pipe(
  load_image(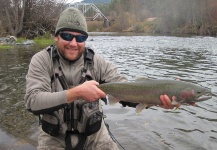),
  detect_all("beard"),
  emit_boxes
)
[57,46,85,62]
